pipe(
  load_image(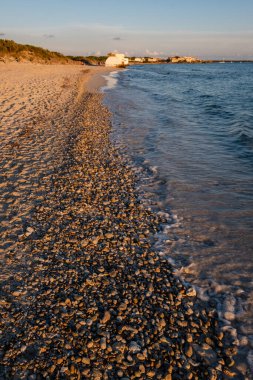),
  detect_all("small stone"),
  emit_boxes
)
[223,368,237,377]
[20,345,27,352]
[100,338,106,350]
[136,353,145,360]
[225,357,235,367]
[82,357,90,365]
[185,345,193,358]
[81,239,89,247]
[208,368,218,380]
[186,334,193,343]
[40,346,47,354]
[100,311,111,324]
[70,365,76,374]
[147,370,156,377]
[129,341,141,353]
[26,227,34,236]
[60,367,69,375]
[86,319,93,326]
[13,291,25,297]
[224,312,235,321]
[186,287,196,297]
[93,369,103,379]
[119,303,128,311]
[92,237,99,245]
[65,298,72,306]
[158,319,166,329]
